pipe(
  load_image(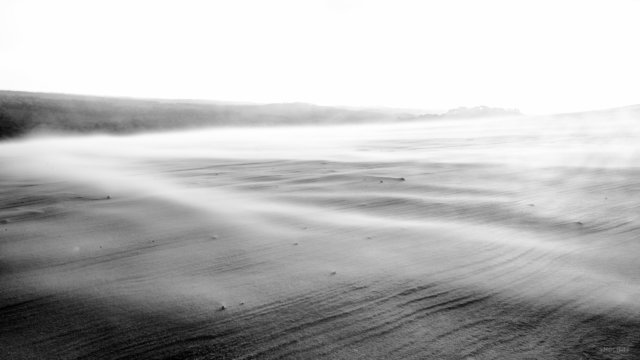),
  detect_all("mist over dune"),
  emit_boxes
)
[1,106,640,359]
[0,91,399,139]
[0,91,534,140]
